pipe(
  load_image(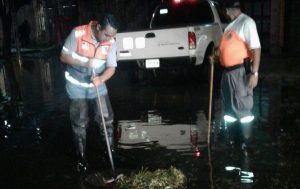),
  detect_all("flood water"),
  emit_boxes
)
[0,53,299,189]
